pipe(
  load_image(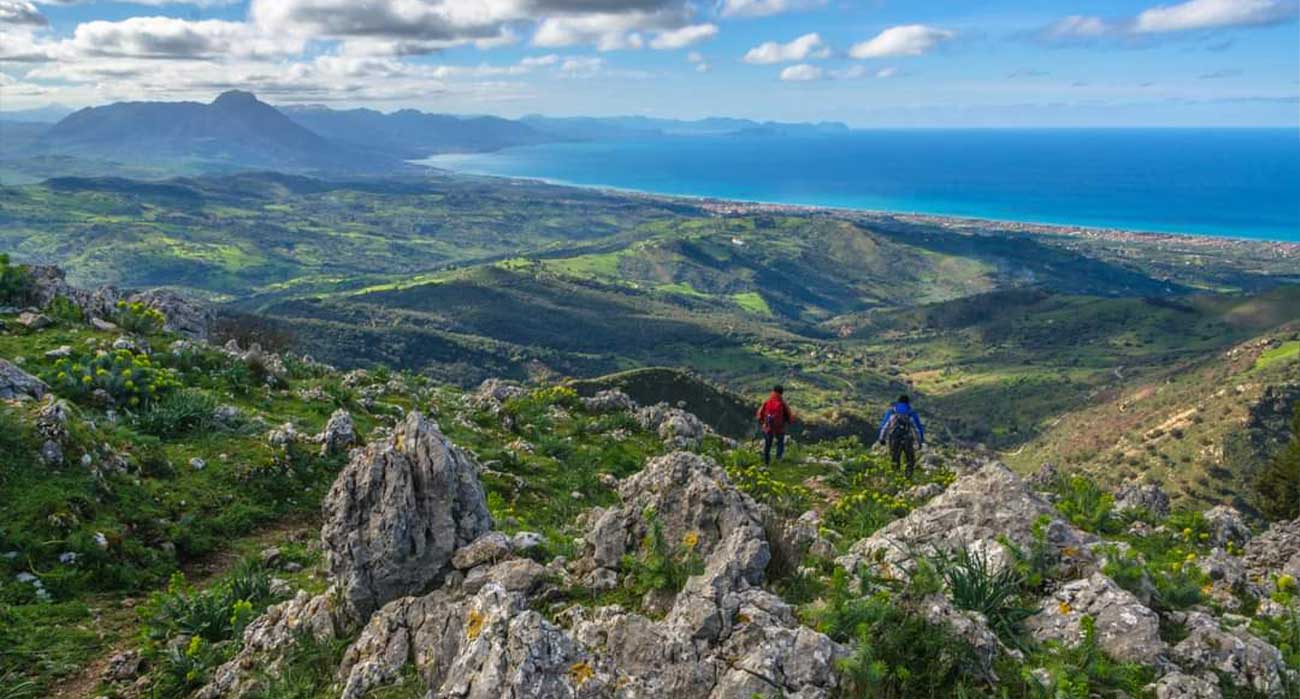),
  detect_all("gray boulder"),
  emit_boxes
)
[16,311,52,330]
[581,451,769,575]
[337,581,590,699]
[635,403,710,448]
[0,359,47,401]
[837,460,1095,578]
[473,378,526,405]
[317,408,357,457]
[199,591,342,699]
[1204,506,1251,548]
[27,265,120,319]
[321,411,493,621]
[127,288,212,339]
[1148,672,1223,699]
[452,531,513,570]
[918,594,1009,682]
[1114,482,1171,518]
[1025,572,1166,666]
[581,389,636,413]
[1170,610,1291,696]
[1242,517,1300,593]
